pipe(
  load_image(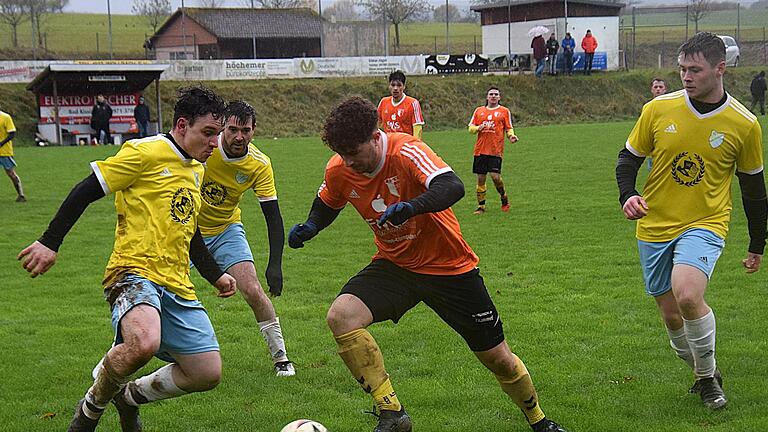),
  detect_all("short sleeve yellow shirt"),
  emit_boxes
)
[626,90,764,242]
[198,139,277,237]
[91,135,205,300]
[0,110,17,157]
